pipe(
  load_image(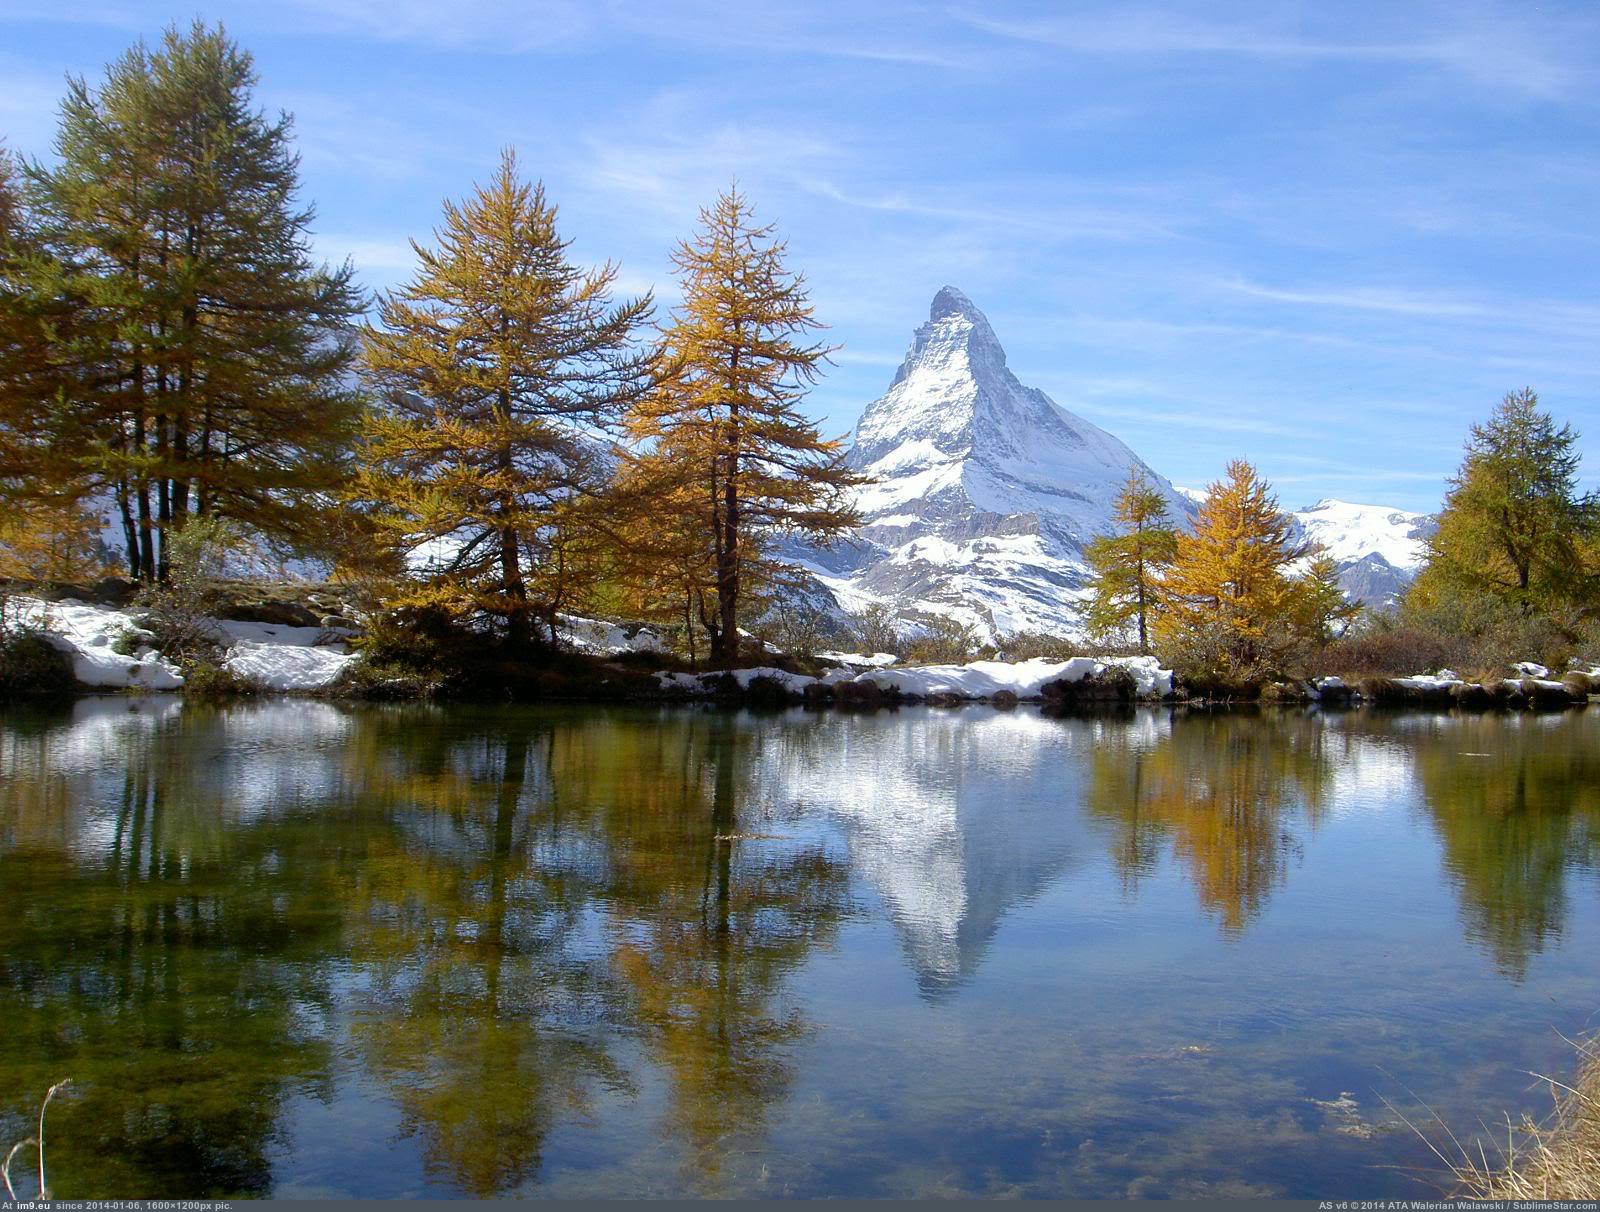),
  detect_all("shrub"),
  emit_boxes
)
[994,630,1080,661]
[180,661,260,700]
[845,602,907,658]
[1158,616,1264,699]
[0,631,78,703]
[1322,618,1471,678]
[355,605,461,675]
[1325,594,1584,679]
[904,614,981,665]
[136,516,246,664]
[754,603,837,662]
